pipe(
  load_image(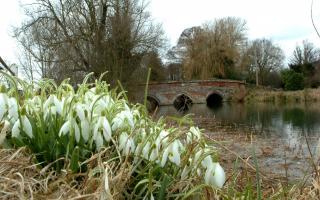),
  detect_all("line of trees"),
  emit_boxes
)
[13,3,320,91]
[178,17,285,87]
[15,0,166,86]
[171,17,320,90]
